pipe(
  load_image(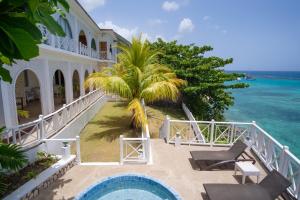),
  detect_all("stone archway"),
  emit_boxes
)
[53,70,66,109]
[72,70,80,100]
[15,69,41,124]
